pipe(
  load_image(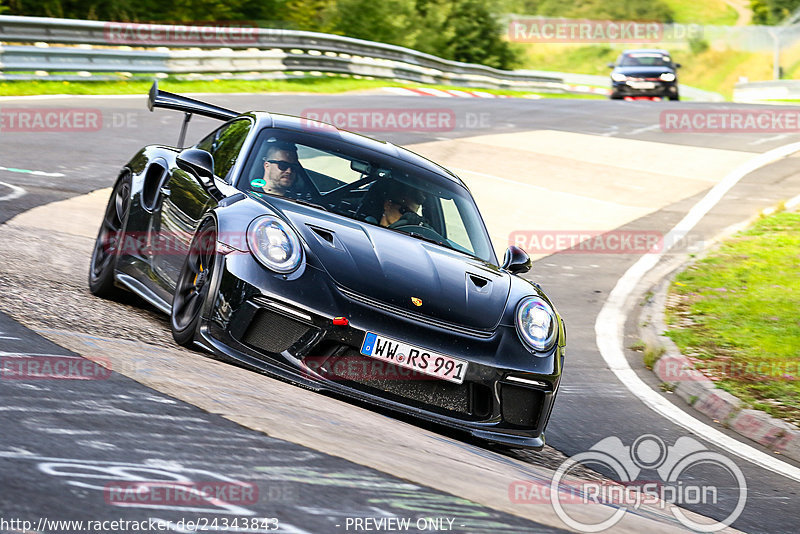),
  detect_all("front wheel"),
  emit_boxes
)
[170,220,217,347]
[88,172,131,299]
